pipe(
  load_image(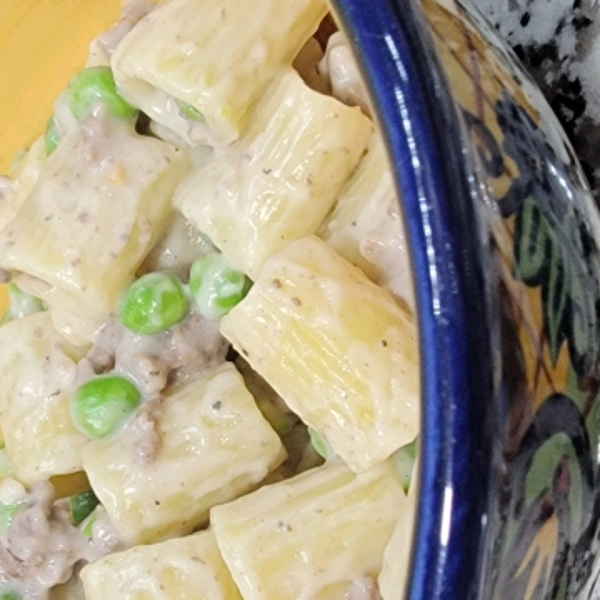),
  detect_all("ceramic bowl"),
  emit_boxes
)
[334,0,600,597]
[2,0,600,598]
